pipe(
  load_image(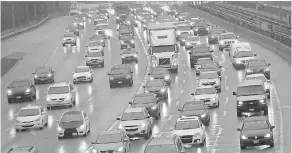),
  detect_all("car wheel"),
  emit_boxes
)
[8,99,13,103]
[90,77,93,83]
[237,111,242,117]
[270,142,274,147]
[69,102,73,108]
[45,121,48,126]
[62,44,65,47]
[73,81,77,84]
[122,61,125,64]
[267,93,270,99]
[135,60,138,63]
[16,129,20,132]
[101,63,104,68]
[58,136,63,139]
[200,137,205,146]
[145,128,152,139]
[28,95,34,101]
[264,107,268,115]
[88,123,91,133]
[40,122,44,130]
[129,80,133,86]
[110,84,114,88]
[240,145,246,149]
